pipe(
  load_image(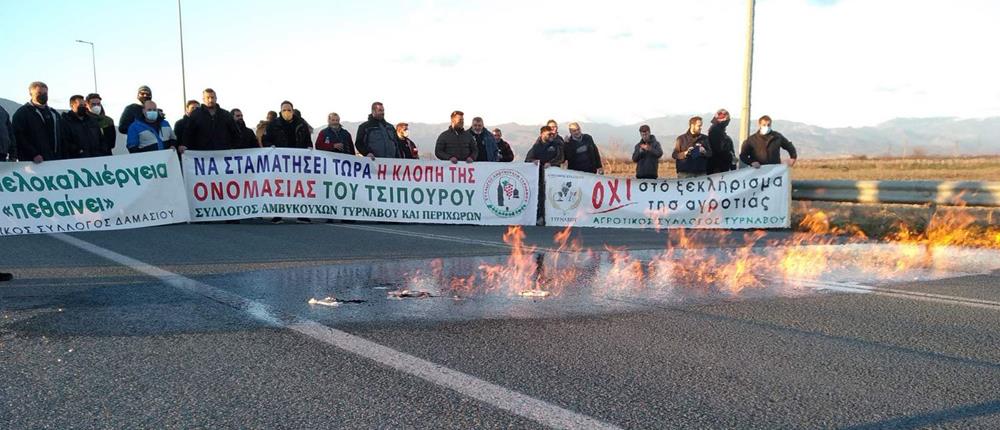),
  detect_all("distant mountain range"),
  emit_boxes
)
[4,97,995,158]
